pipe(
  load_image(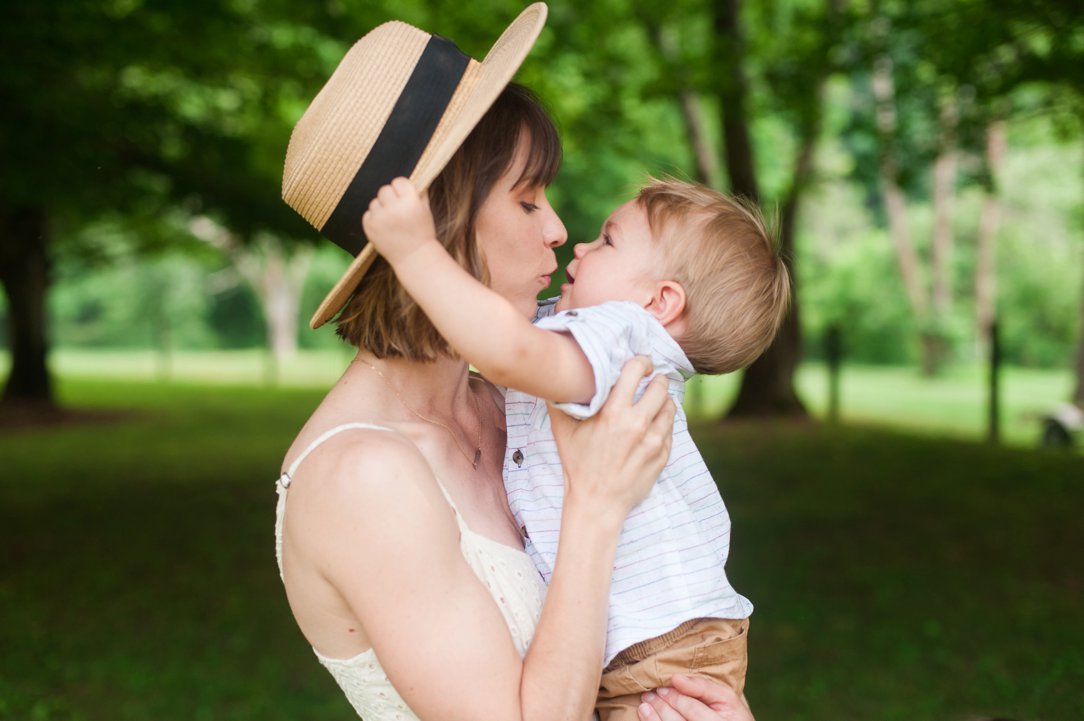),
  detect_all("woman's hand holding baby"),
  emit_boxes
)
[637,675,755,721]
[362,177,438,267]
[548,357,676,526]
